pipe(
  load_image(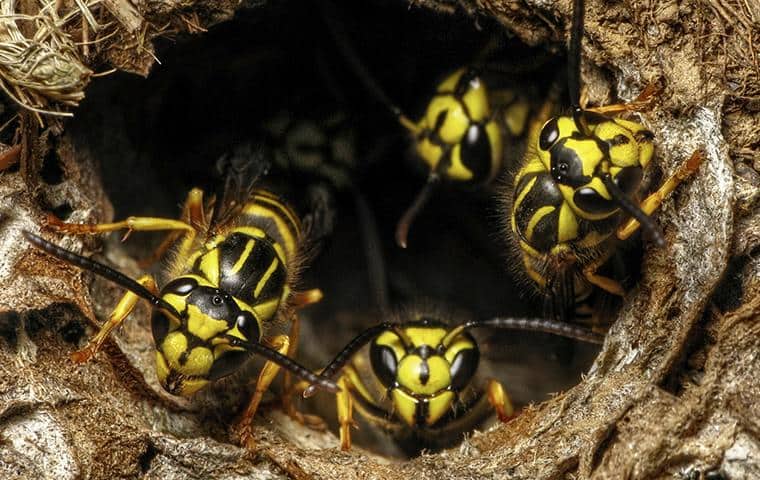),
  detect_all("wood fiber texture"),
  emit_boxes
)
[0,0,757,479]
